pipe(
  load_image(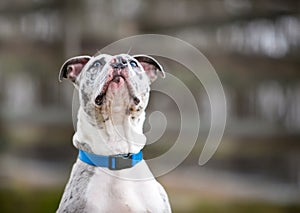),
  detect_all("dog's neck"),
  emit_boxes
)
[73,104,147,156]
